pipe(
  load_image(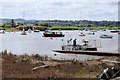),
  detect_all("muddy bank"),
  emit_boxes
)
[1,50,120,79]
